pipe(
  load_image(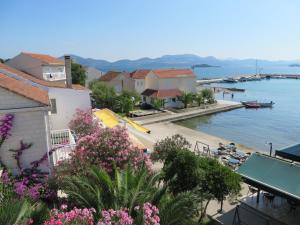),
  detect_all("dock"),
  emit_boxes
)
[133,100,243,125]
